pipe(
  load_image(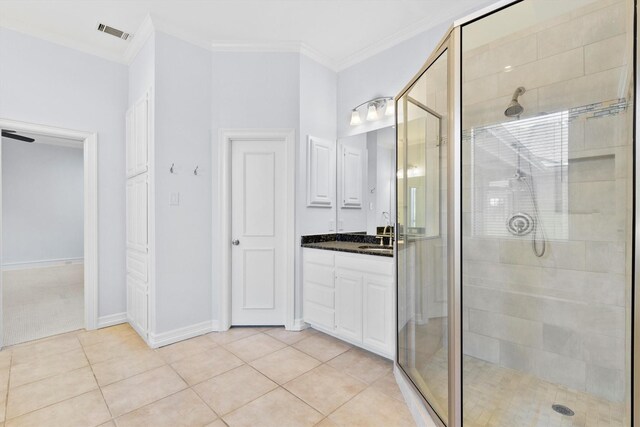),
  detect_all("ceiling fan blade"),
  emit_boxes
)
[1,131,35,143]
